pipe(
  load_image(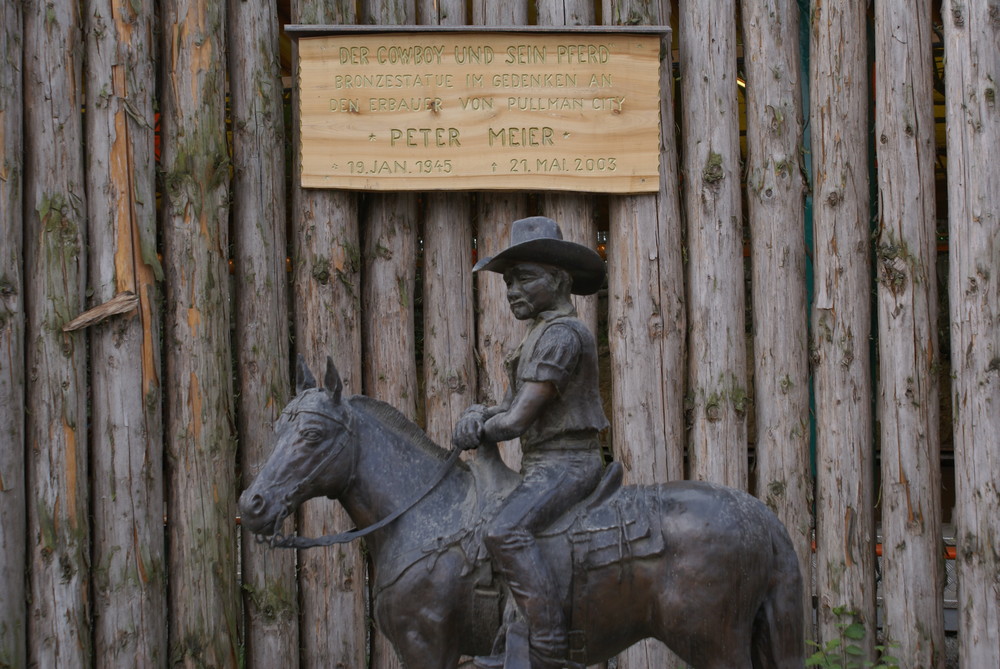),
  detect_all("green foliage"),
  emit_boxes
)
[806,607,901,669]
